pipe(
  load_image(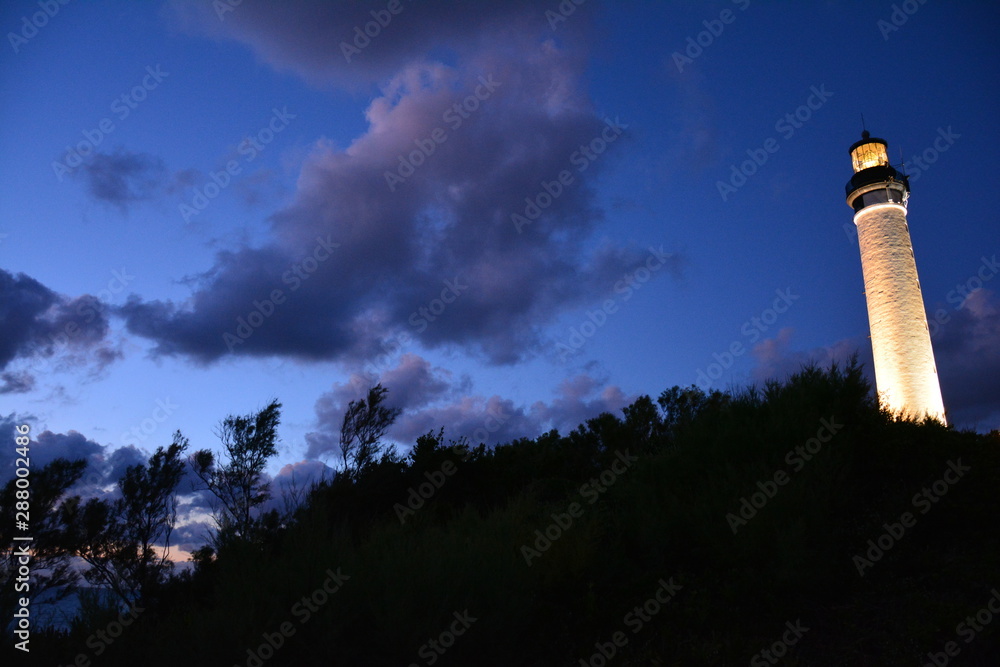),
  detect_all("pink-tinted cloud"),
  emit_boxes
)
[305,355,633,459]
[749,327,873,387]
[121,12,680,366]
[168,0,590,89]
